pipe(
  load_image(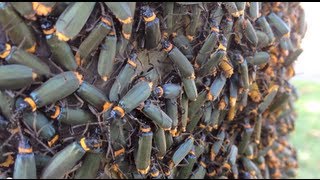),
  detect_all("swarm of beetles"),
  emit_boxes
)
[0,2,306,179]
